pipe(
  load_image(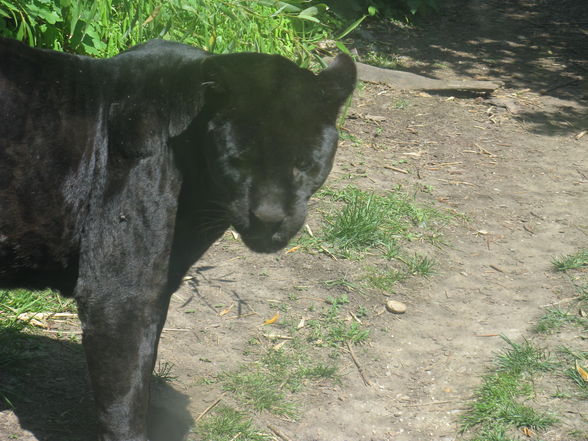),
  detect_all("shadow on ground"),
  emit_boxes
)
[0,331,192,441]
[352,0,587,136]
